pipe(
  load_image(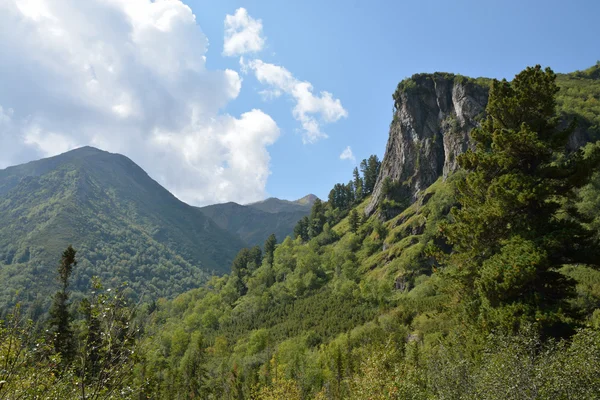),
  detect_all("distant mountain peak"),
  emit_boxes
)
[294,194,318,206]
